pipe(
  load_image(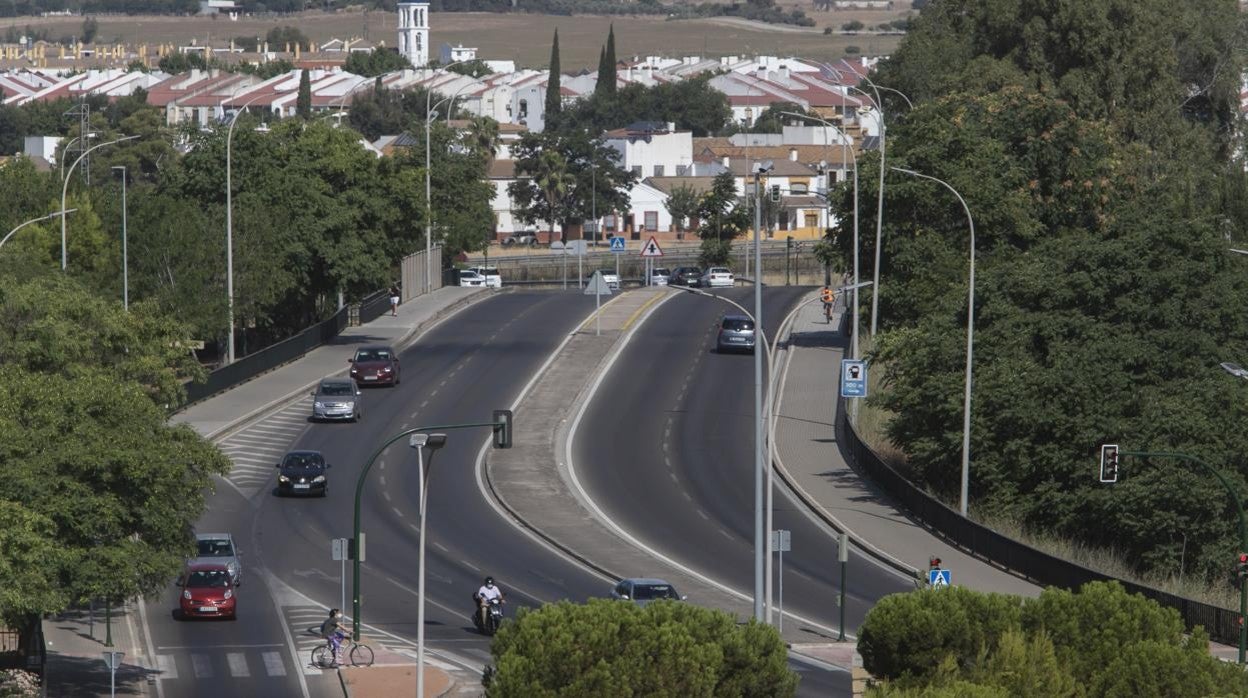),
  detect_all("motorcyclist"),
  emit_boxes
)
[320,608,351,666]
[475,576,504,630]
